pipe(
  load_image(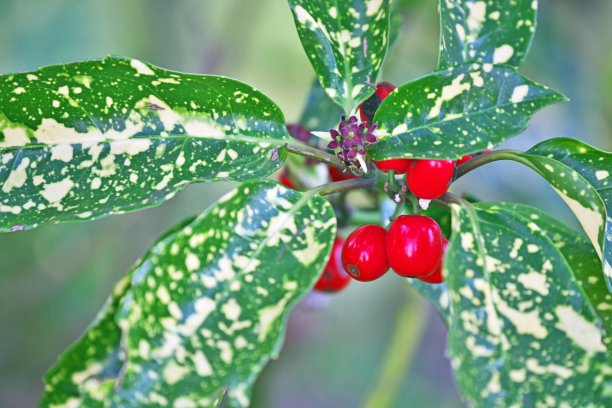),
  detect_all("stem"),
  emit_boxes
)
[286,141,360,174]
[387,170,397,187]
[361,288,428,408]
[436,192,466,207]
[430,196,453,209]
[311,176,377,196]
[408,194,419,214]
[389,201,404,223]
[454,149,522,180]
